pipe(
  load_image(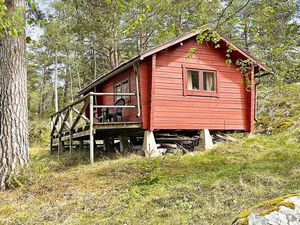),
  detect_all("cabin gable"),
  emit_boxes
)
[149,37,252,131]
